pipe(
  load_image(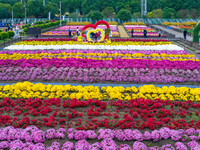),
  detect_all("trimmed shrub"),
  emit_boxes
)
[0,34,2,40]
[0,32,9,39]
[193,22,200,43]
[7,31,15,38]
